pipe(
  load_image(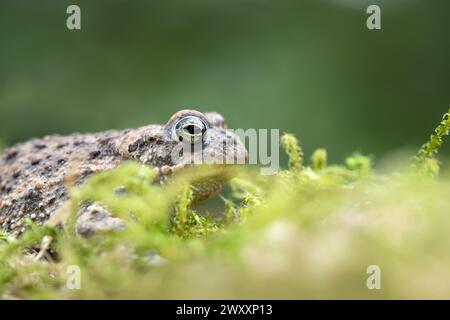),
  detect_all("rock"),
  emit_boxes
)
[75,203,126,238]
